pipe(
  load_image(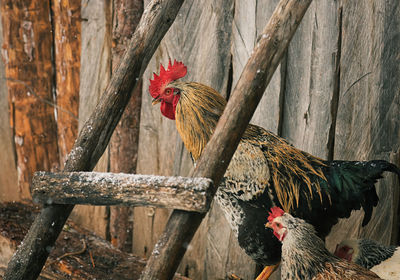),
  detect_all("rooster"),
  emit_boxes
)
[334,239,400,279]
[149,60,400,279]
[266,206,382,279]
